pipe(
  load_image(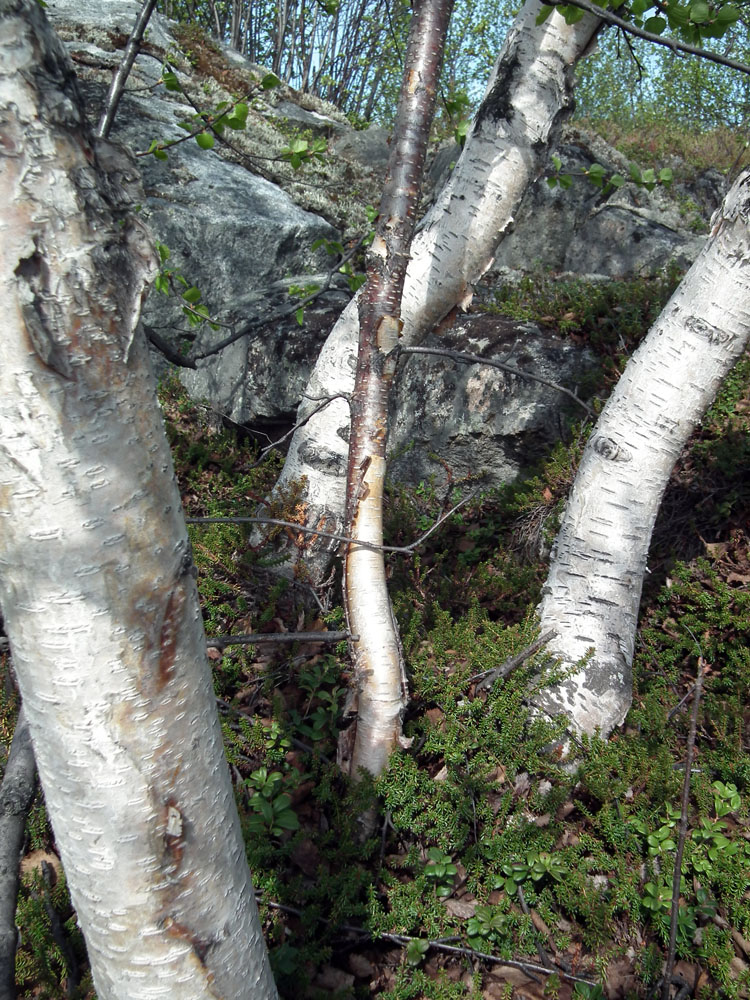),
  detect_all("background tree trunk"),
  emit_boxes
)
[537,170,750,737]
[0,3,277,996]
[269,0,601,584]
